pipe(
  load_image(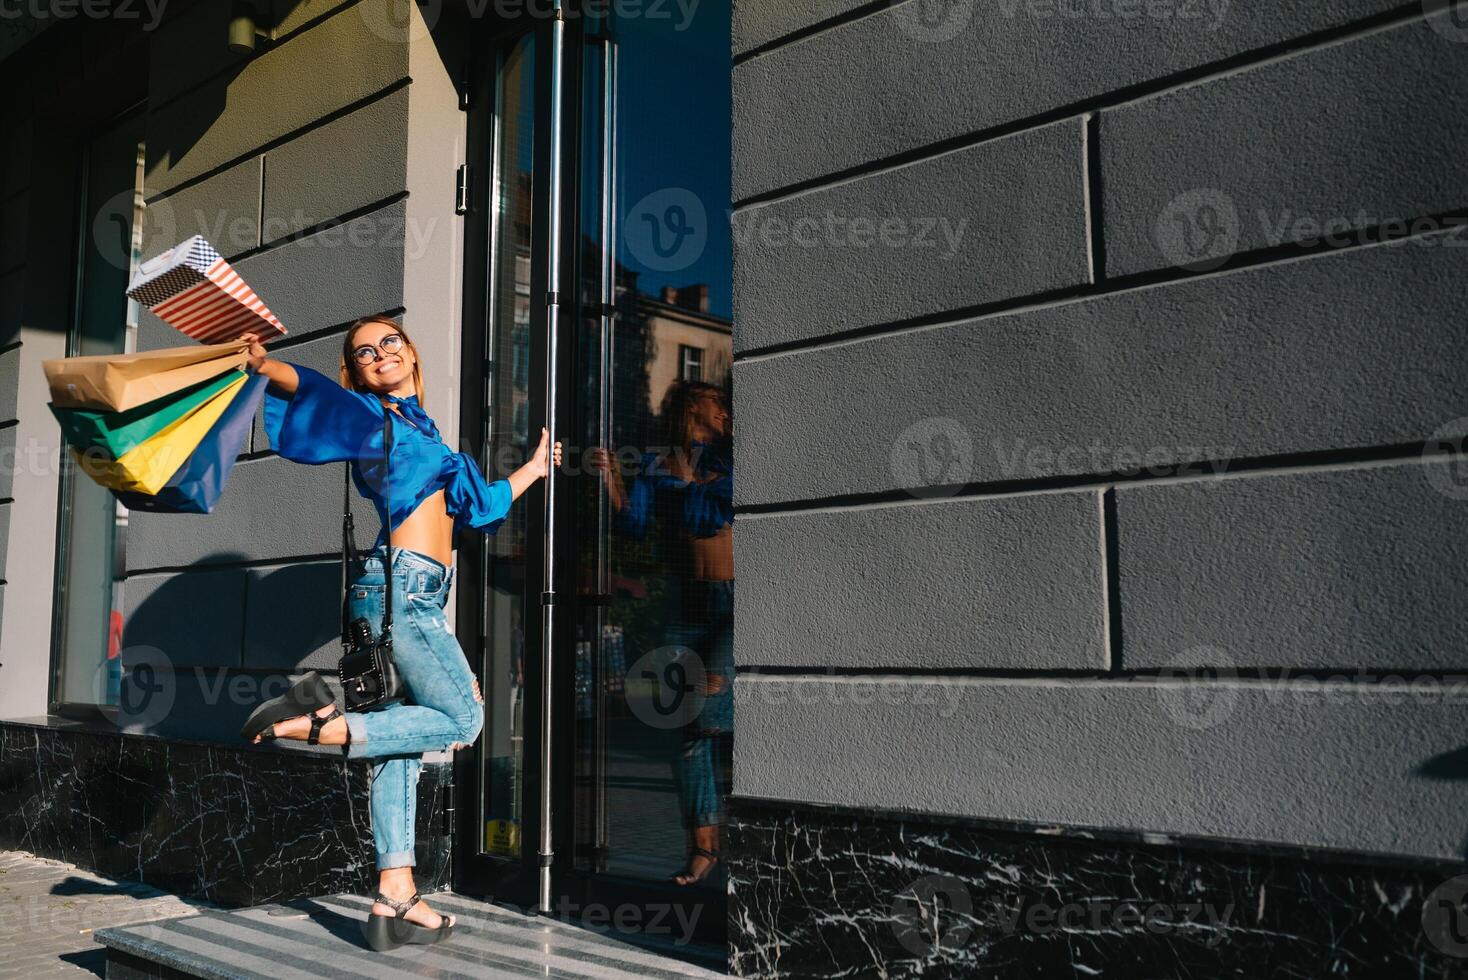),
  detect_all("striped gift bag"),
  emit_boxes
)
[127,235,286,343]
